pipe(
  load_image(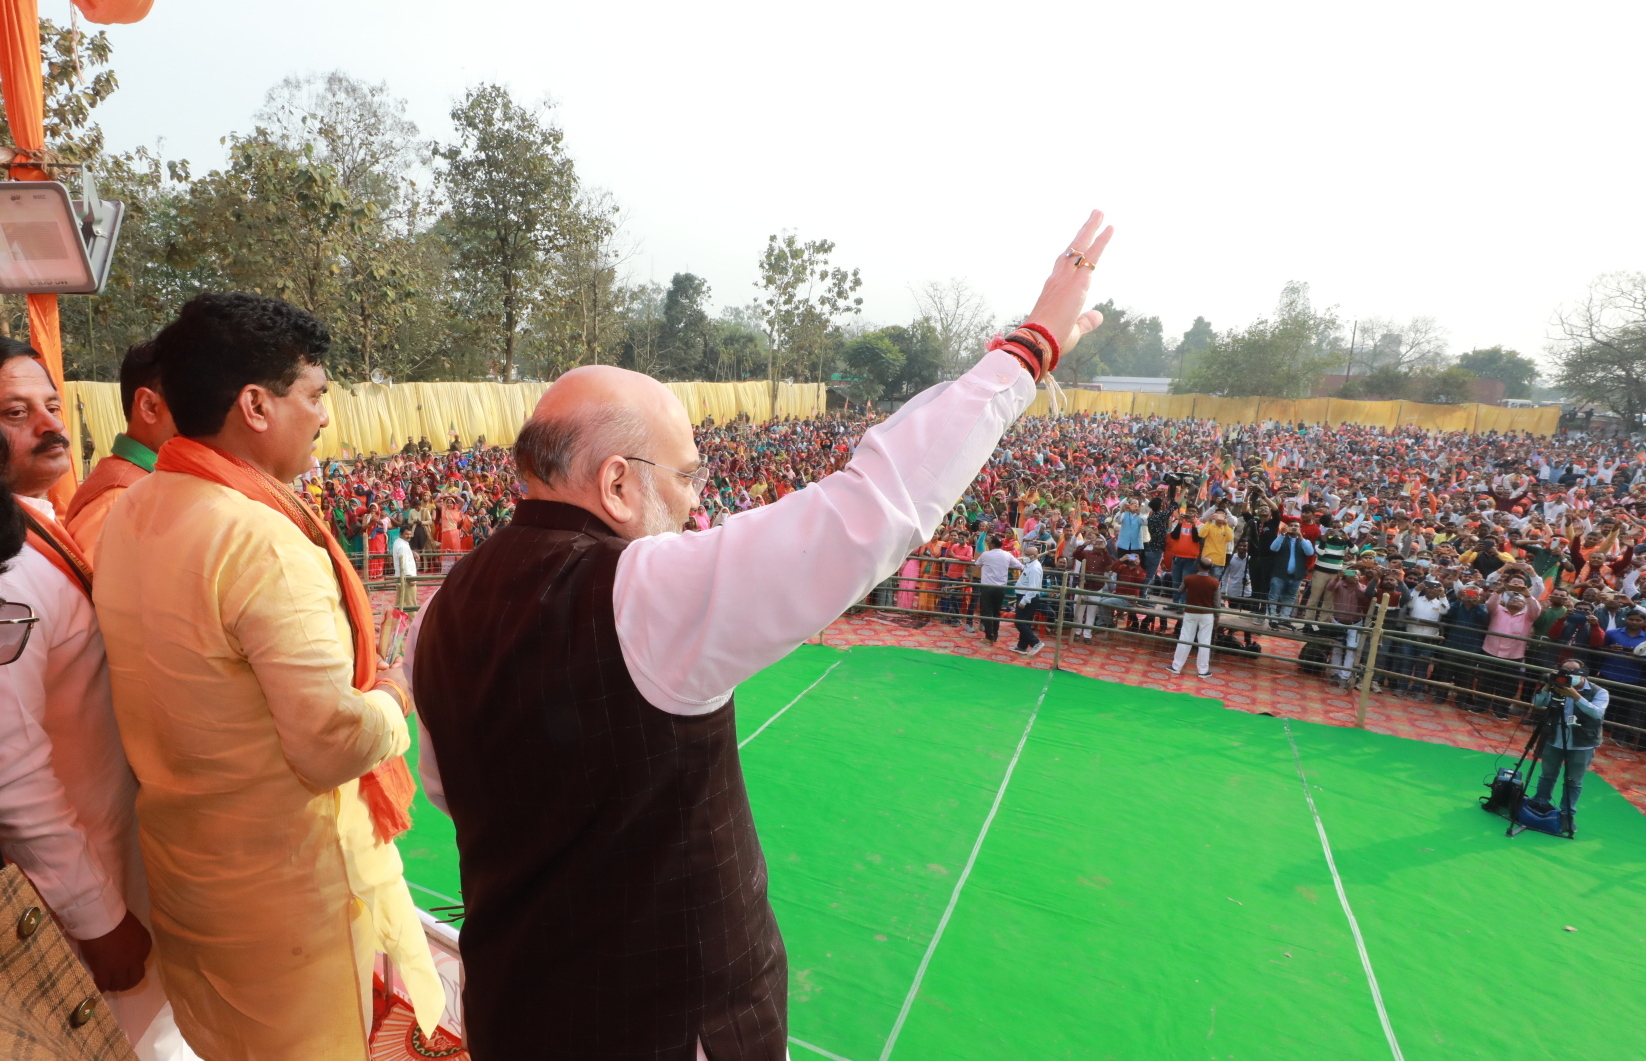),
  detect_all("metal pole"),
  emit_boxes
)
[1355,599,1389,728]
[1052,578,1068,671]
